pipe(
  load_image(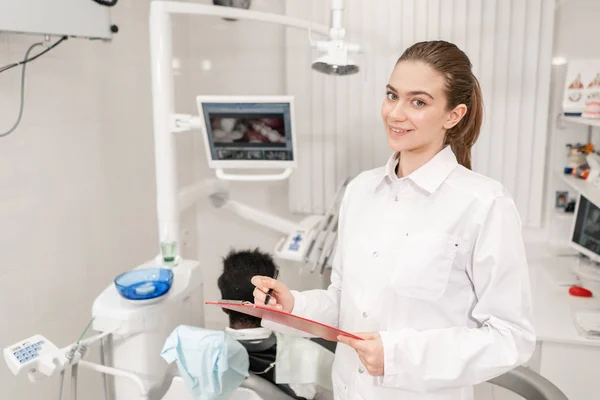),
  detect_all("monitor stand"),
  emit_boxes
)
[540,254,581,287]
[215,168,293,182]
[575,255,600,280]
